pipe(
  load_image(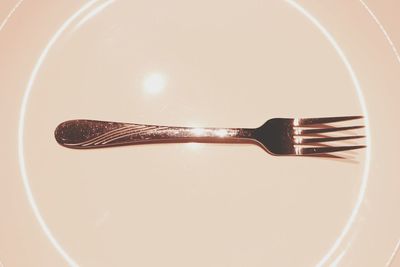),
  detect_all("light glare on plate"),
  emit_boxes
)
[186,143,203,150]
[143,72,167,95]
